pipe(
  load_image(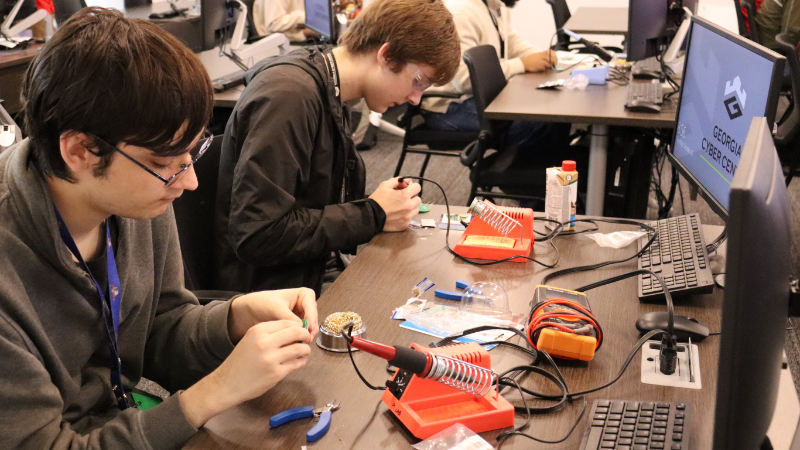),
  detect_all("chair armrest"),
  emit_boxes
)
[460,131,490,167]
[192,290,245,305]
[421,92,463,100]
